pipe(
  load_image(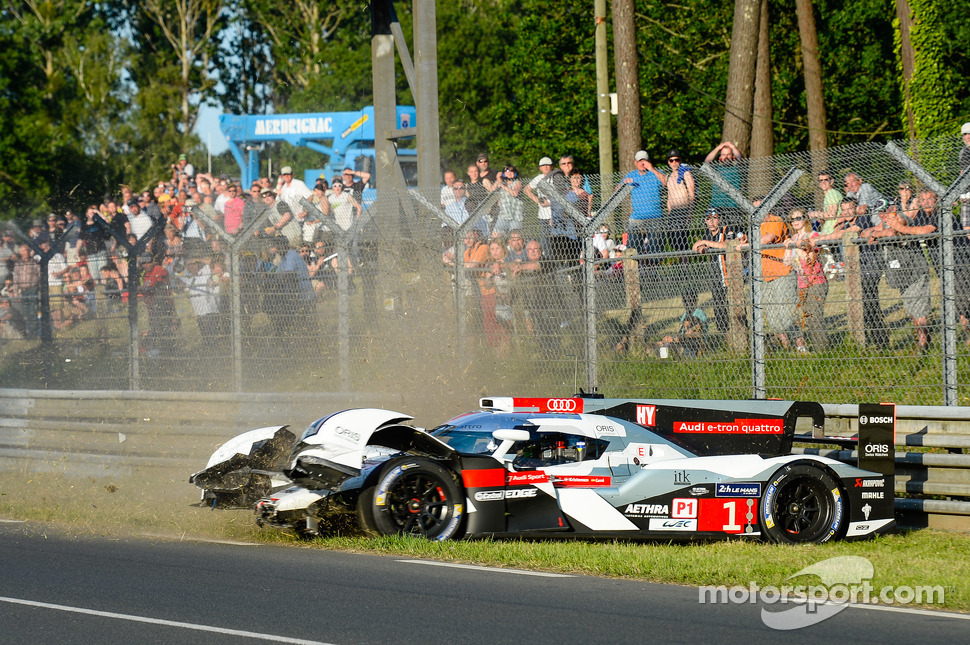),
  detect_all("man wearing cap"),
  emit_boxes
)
[29,219,51,247]
[172,153,195,184]
[960,122,970,172]
[242,182,266,232]
[621,150,666,256]
[692,208,743,335]
[475,154,497,191]
[276,166,311,209]
[525,157,556,253]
